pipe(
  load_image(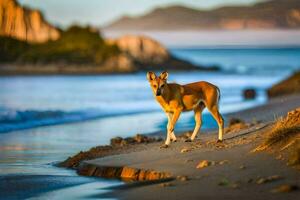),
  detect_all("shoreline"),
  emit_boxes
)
[59,94,300,199]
